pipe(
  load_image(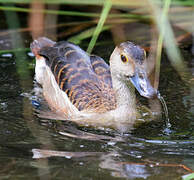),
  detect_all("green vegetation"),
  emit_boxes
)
[0,0,193,85]
[182,173,194,180]
[87,0,112,53]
